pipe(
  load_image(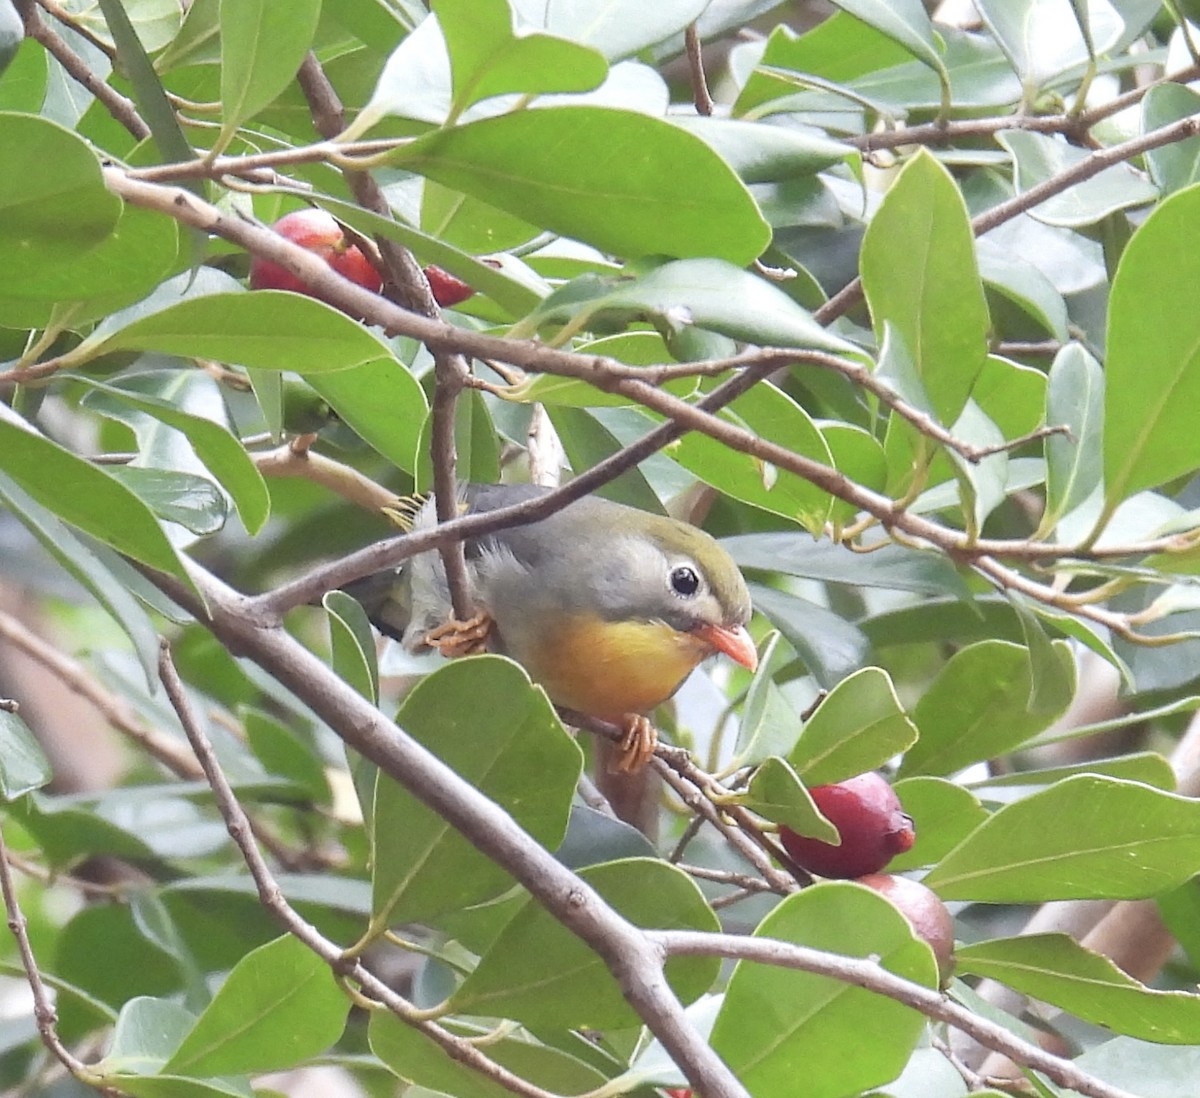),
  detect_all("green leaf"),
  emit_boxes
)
[94,291,395,373]
[508,0,708,61]
[434,0,607,118]
[1042,342,1104,531]
[0,0,21,78]
[242,708,331,805]
[98,995,196,1076]
[790,667,918,785]
[0,405,193,593]
[218,0,321,148]
[997,130,1158,228]
[164,935,348,1075]
[414,387,502,491]
[76,372,270,536]
[105,467,227,535]
[1143,84,1200,196]
[971,752,1177,793]
[900,640,1073,778]
[0,472,160,688]
[861,148,990,425]
[515,258,859,354]
[975,0,1122,87]
[372,657,581,928]
[978,242,1069,340]
[0,112,121,292]
[925,775,1200,902]
[735,632,804,764]
[670,380,836,534]
[710,881,936,1098]
[957,933,1200,1043]
[750,584,871,691]
[828,0,947,80]
[544,405,665,512]
[306,358,428,475]
[0,708,52,800]
[449,858,719,1028]
[741,756,839,842]
[370,1013,609,1097]
[1103,183,1200,509]
[670,117,853,182]
[889,777,987,871]
[727,533,972,598]
[392,106,770,264]
[324,590,379,705]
